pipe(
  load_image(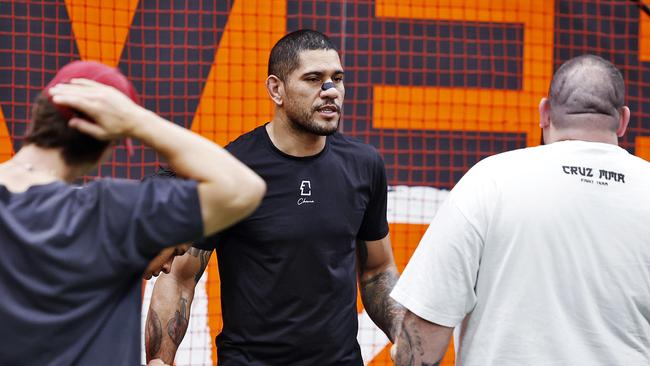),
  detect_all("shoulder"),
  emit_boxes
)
[452,147,537,191]
[329,132,383,163]
[471,146,537,172]
[224,125,267,156]
[84,178,197,203]
[82,178,138,195]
